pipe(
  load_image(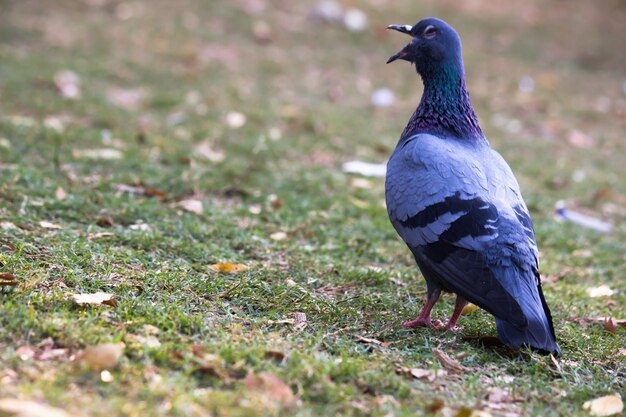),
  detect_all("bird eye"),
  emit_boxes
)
[423,25,437,39]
